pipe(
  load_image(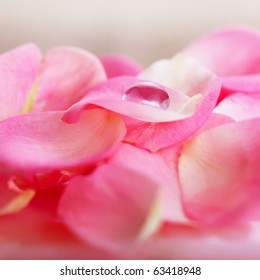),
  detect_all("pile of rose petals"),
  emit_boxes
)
[1,27,260,259]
